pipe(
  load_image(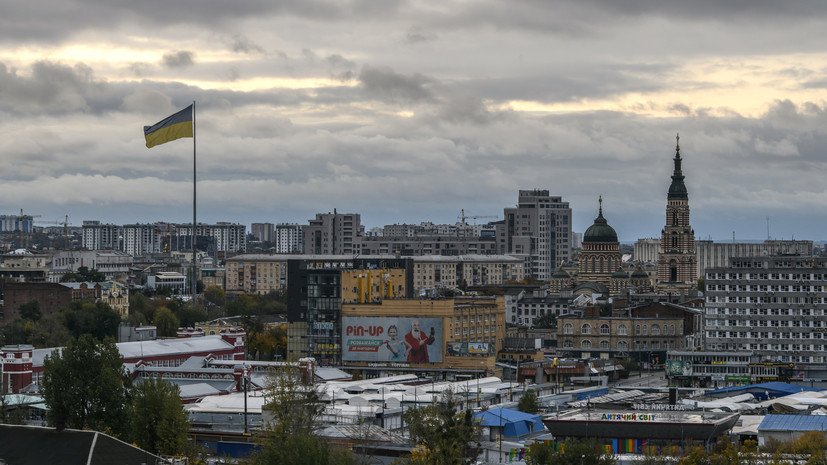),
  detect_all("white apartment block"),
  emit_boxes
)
[704,256,827,367]
[82,221,121,250]
[49,250,132,282]
[275,223,303,253]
